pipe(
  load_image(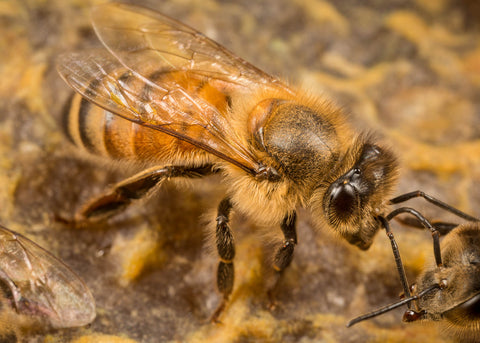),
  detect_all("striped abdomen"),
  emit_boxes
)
[62,69,235,165]
[62,93,214,164]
